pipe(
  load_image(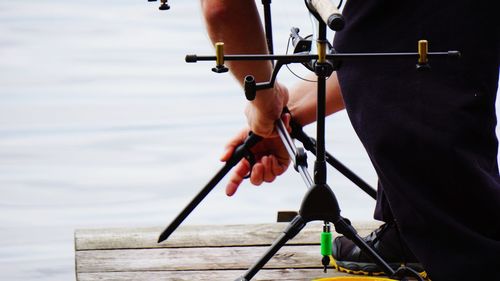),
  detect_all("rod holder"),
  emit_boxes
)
[212,42,229,73]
